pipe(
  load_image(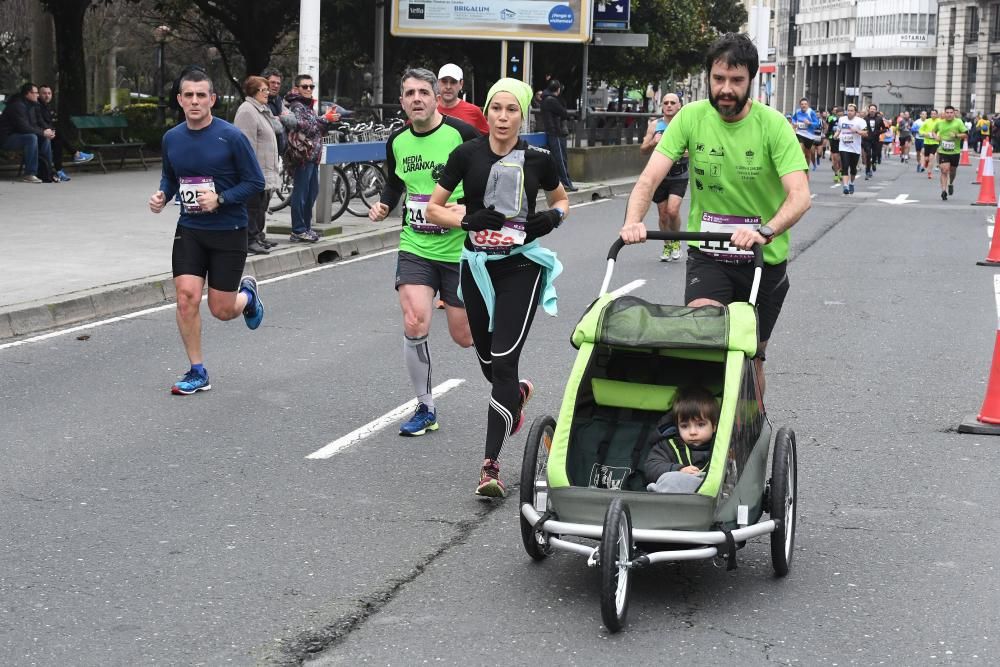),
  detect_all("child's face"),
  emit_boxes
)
[678,415,716,447]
